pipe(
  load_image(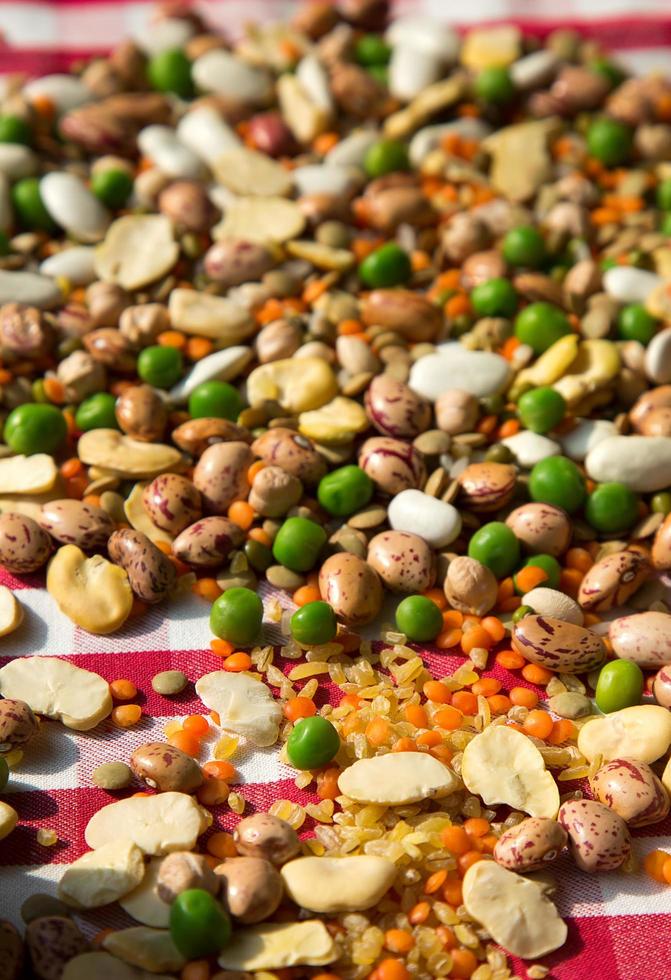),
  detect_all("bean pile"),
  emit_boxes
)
[2,1,671,978]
